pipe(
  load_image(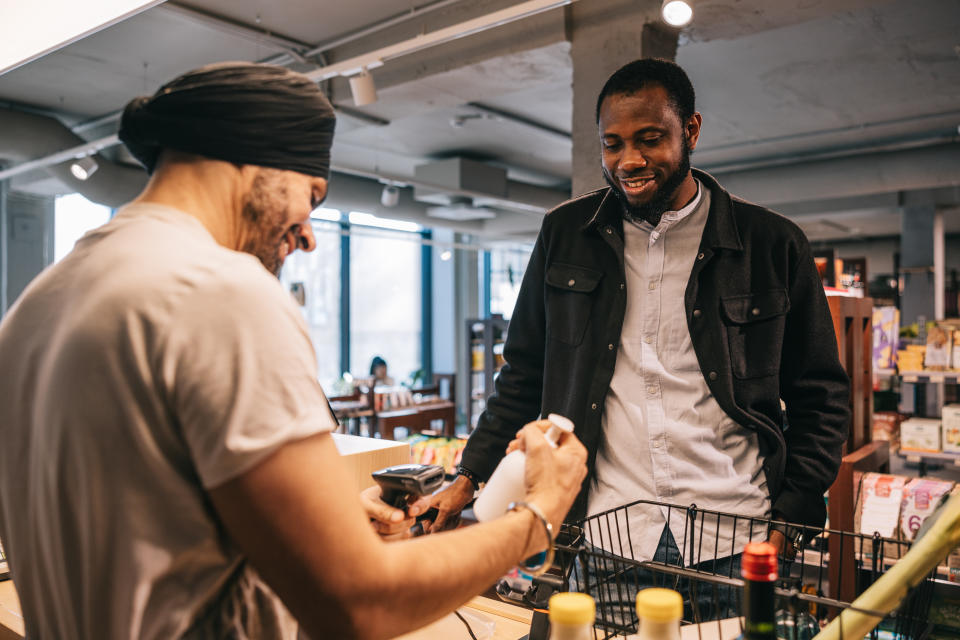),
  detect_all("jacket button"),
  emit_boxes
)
[591,402,598,410]
[568,279,576,286]
[693,309,702,318]
[697,252,705,260]
[751,307,760,316]
[708,371,718,381]
[620,283,625,290]
[608,343,614,350]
